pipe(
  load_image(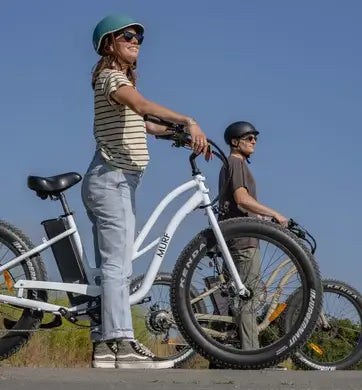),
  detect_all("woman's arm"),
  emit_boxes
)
[145,121,174,135]
[110,85,208,154]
